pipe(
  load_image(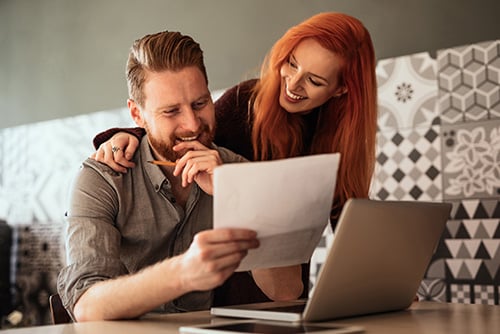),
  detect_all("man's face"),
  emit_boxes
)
[130,66,215,162]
